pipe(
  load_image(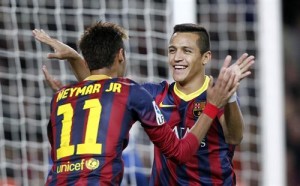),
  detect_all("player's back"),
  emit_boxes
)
[46,75,155,185]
